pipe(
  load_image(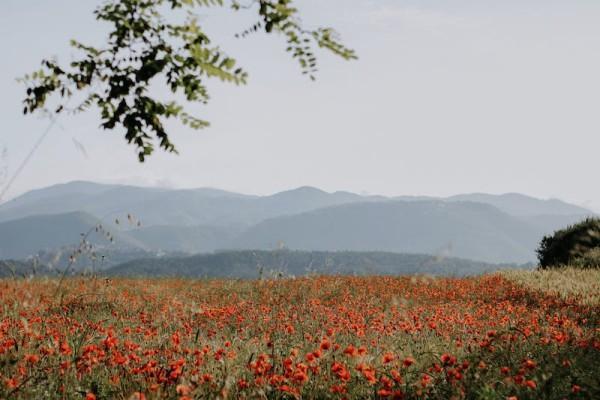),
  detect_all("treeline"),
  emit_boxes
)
[104,250,523,278]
